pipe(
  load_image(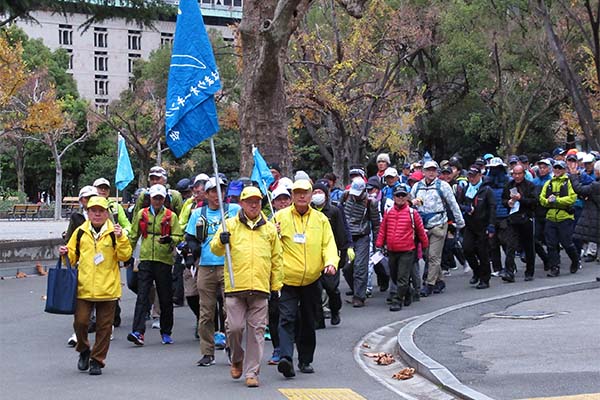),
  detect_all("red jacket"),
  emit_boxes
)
[376,204,429,252]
